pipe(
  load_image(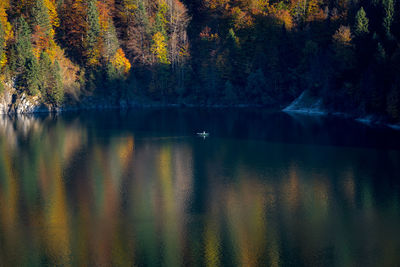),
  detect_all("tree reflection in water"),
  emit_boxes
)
[0,110,399,266]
